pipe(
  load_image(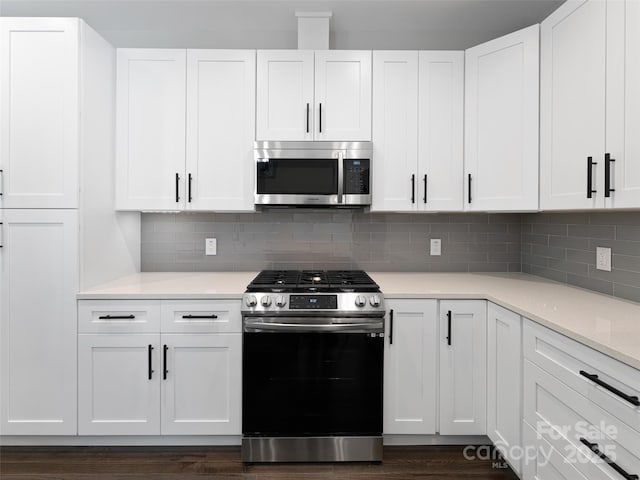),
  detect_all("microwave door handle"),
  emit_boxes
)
[337,151,344,204]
